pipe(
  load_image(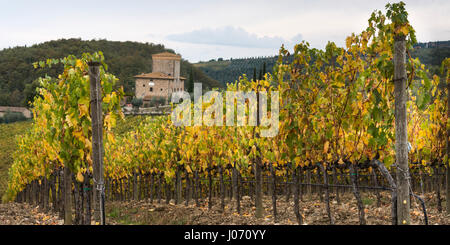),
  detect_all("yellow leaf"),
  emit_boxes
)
[73,130,85,142]
[107,133,115,144]
[294,156,302,166]
[323,141,330,153]
[76,59,84,68]
[399,25,409,36]
[79,103,89,117]
[103,94,111,104]
[186,165,192,174]
[76,171,84,182]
